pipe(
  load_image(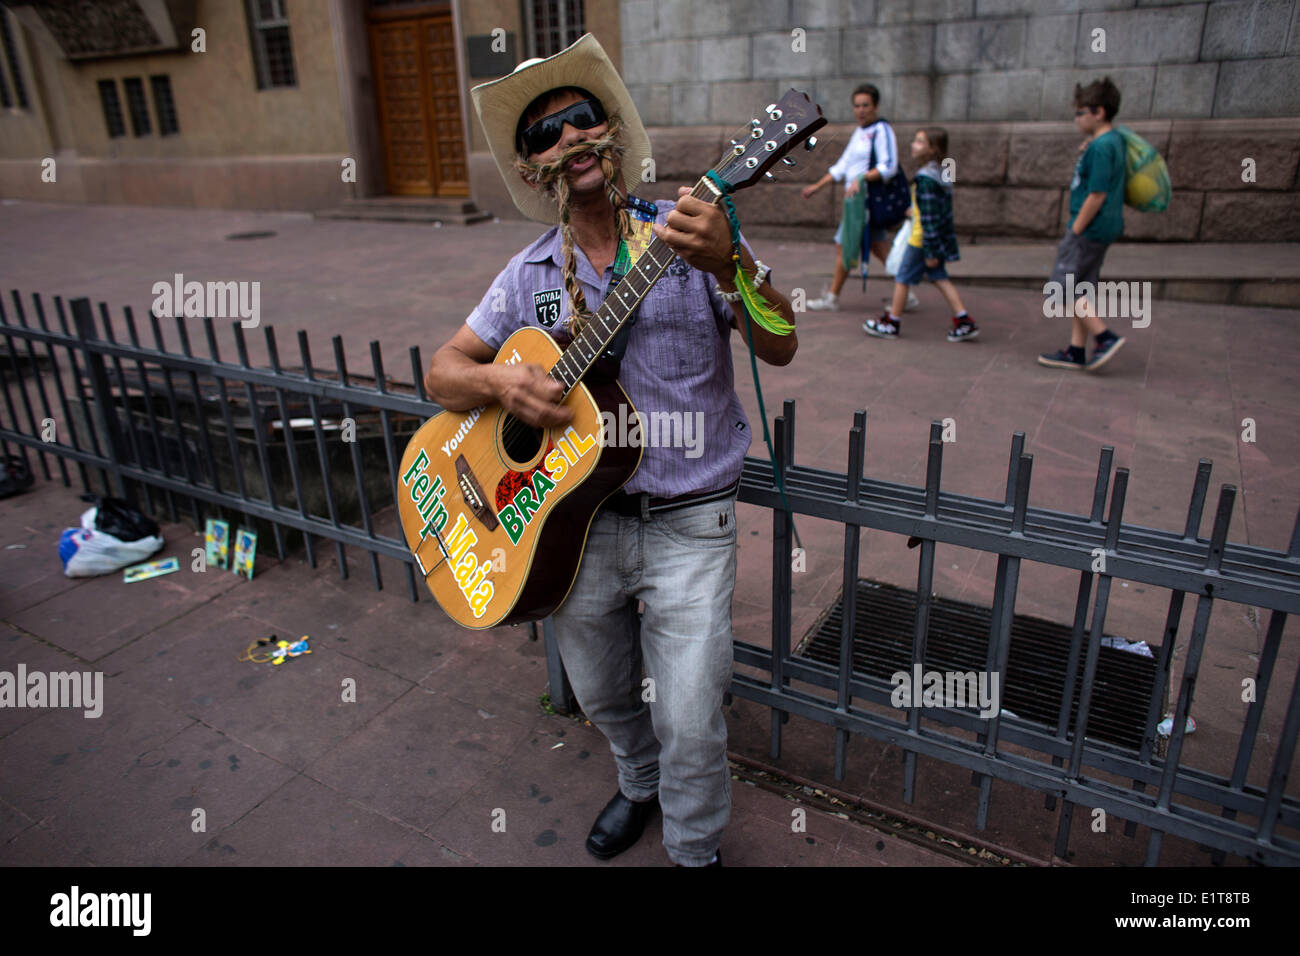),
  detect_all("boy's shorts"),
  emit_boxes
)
[895,244,948,285]
[1049,231,1110,291]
